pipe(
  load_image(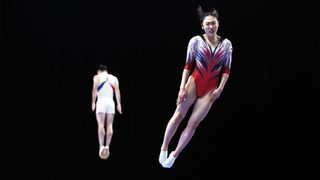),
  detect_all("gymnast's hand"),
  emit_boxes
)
[176,87,187,105]
[91,103,96,112]
[209,88,222,102]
